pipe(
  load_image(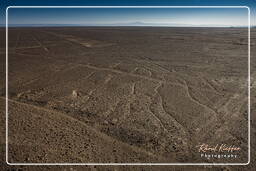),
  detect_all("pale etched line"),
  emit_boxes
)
[76,63,184,88]
[131,82,135,95]
[171,70,220,117]
[118,84,135,122]
[16,65,86,90]
[15,45,41,50]
[139,67,153,77]
[32,34,49,52]
[110,62,121,68]
[132,58,171,75]
[149,81,169,133]
[14,43,57,50]
[42,31,79,46]
[42,31,96,48]
[147,109,169,133]
[140,60,220,95]
[3,97,162,159]
[104,74,113,84]
[103,98,121,117]
[144,67,153,77]
[184,79,217,115]
[130,67,152,77]
[155,82,188,133]
[10,52,41,57]
[20,52,183,88]
[22,78,39,86]
[198,74,222,95]
[131,67,138,74]
[221,92,247,118]
[143,65,155,76]
[85,74,114,102]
